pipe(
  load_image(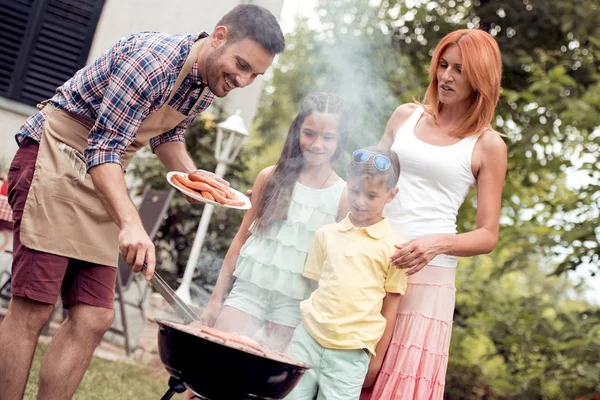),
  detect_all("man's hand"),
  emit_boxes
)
[89,163,154,278]
[118,223,156,280]
[183,193,201,204]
